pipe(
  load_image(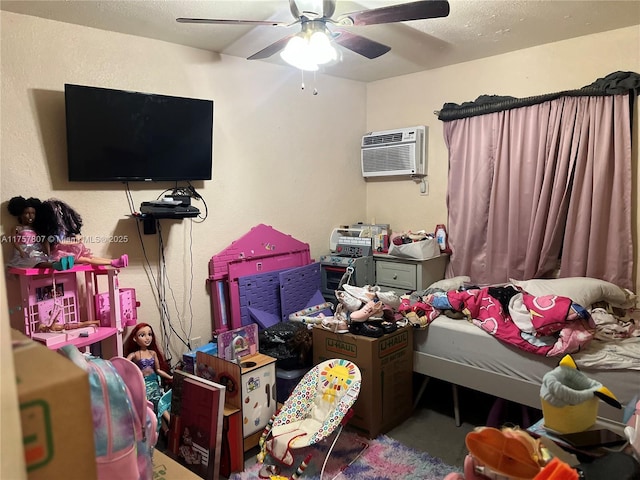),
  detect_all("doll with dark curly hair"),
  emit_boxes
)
[6,196,74,270]
[34,198,128,268]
